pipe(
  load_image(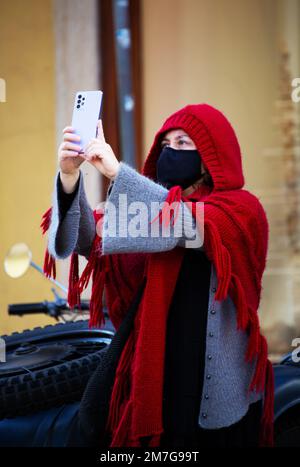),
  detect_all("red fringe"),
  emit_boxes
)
[43,247,56,279]
[40,205,110,328]
[245,308,260,362]
[259,359,275,447]
[150,185,182,227]
[109,399,133,447]
[77,234,102,294]
[72,230,108,328]
[40,207,52,234]
[40,207,57,280]
[200,213,274,447]
[229,273,250,331]
[106,331,135,436]
[88,256,108,328]
[203,219,231,301]
[67,252,81,309]
[249,335,268,394]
